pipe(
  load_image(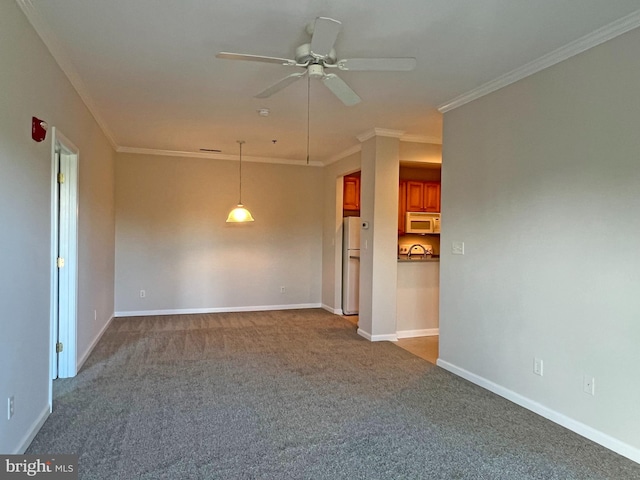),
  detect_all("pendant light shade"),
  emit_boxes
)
[226,204,254,223]
[226,140,254,223]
